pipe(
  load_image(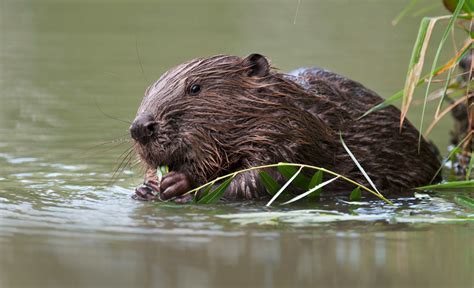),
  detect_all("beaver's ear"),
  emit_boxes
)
[242,54,270,77]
